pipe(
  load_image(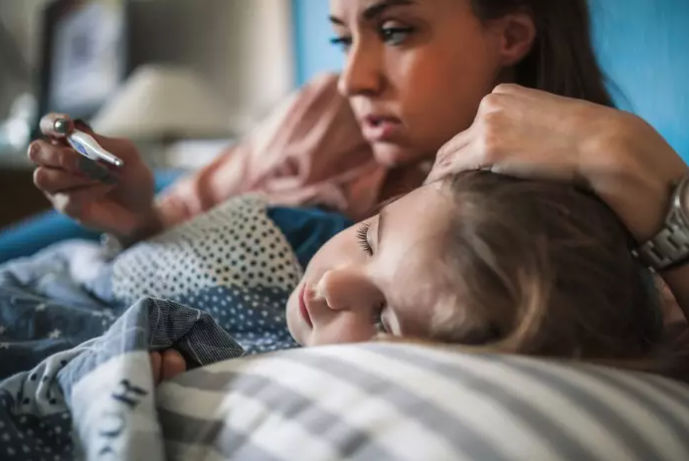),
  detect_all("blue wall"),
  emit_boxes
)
[590,0,689,159]
[291,0,689,159]
[292,0,343,87]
